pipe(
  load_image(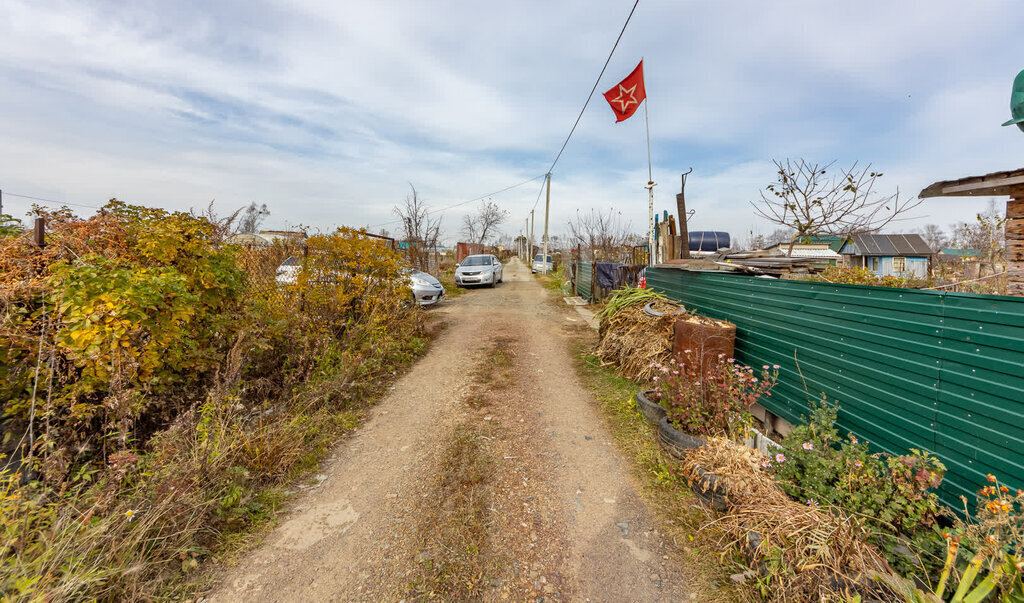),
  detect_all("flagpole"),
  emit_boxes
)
[642,58,656,266]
